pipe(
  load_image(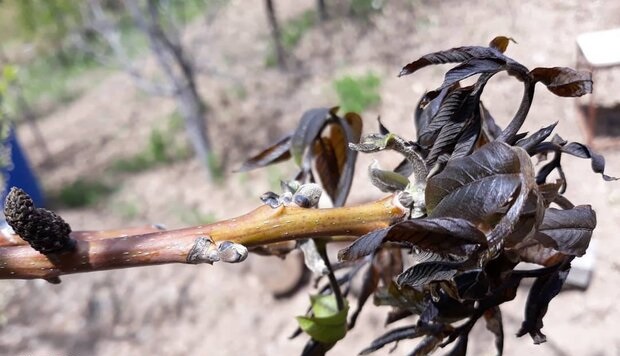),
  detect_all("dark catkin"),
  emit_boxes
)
[4,187,75,254]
